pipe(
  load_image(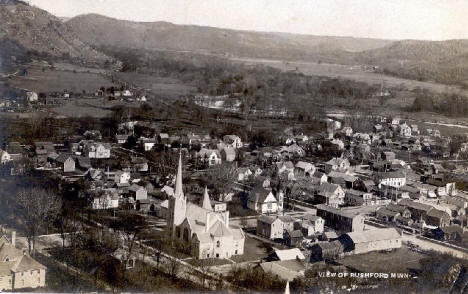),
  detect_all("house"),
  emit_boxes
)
[324,158,350,173]
[316,204,365,232]
[247,186,283,214]
[223,135,243,148]
[257,215,284,240]
[115,171,131,185]
[310,241,344,262]
[381,151,396,161]
[398,199,433,223]
[295,161,316,177]
[284,230,304,247]
[237,168,253,182]
[26,91,38,102]
[76,156,91,170]
[327,171,358,189]
[400,123,412,137]
[84,142,111,159]
[338,228,402,255]
[433,225,463,241]
[376,207,400,223]
[6,142,24,161]
[116,134,129,144]
[345,189,372,206]
[54,154,75,173]
[197,149,222,166]
[378,170,406,188]
[267,248,305,261]
[0,232,46,290]
[0,149,11,164]
[92,192,120,210]
[168,154,245,259]
[140,138,156,151]
[424,207,451,227]
[316,183,345,208]
[276,161,295,180]
[122,90,132,97]
[342,127,353,137]
[128,184,147,201]
[296,214,325,236]
[221,147,236,162]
